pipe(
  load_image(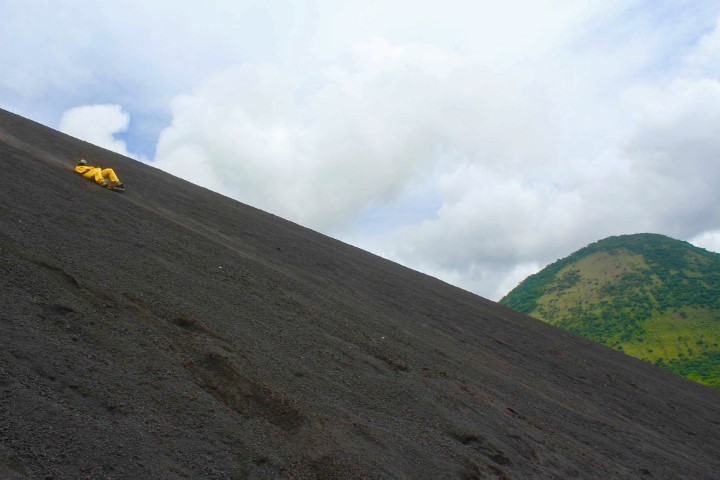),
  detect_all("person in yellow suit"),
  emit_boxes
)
[75,158,124,190]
